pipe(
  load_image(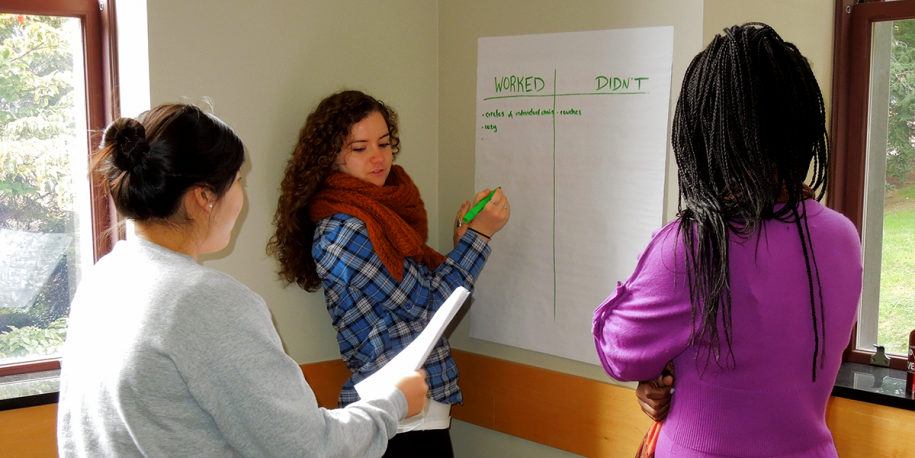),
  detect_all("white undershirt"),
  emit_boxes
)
[396,399,451,433]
